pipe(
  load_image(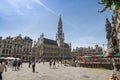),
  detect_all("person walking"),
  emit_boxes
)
[53,60,56,69]
[32,60,35,72]
[17,60,21,70]
[57,60,59,67]
[0,60,7,80]
[49,60,52,68]
[13,59,18,71]
[43,59,44,64]
[29,59,31,68]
